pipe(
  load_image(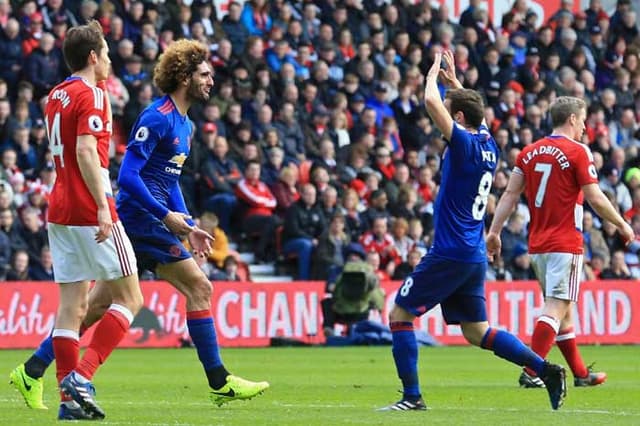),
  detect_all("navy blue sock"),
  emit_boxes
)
[24,333,55,378]
[481,327,545,375]
[187,310,228,389]
[391,322,420,399]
